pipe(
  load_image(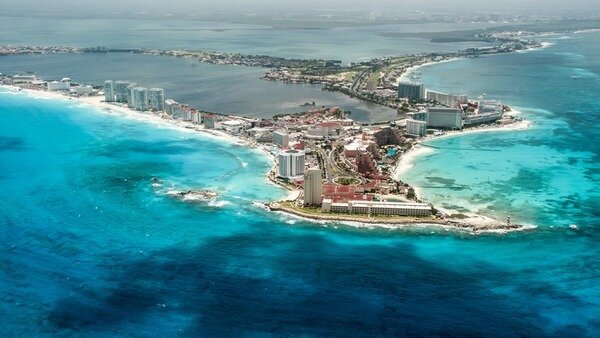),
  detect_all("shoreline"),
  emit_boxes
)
[0,84,534,234]
[268,202,535,234]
